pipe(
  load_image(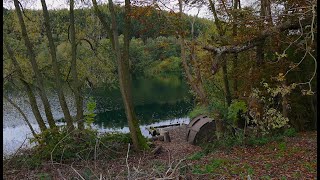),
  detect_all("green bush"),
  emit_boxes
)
[23,128,132,168]
[188,105,209,119]
[99,132,132,144]
[32,128,99,161]
[247,137,269,146]
[227,100,247,125]
[283,128,297,137]
[201,131,245,154]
